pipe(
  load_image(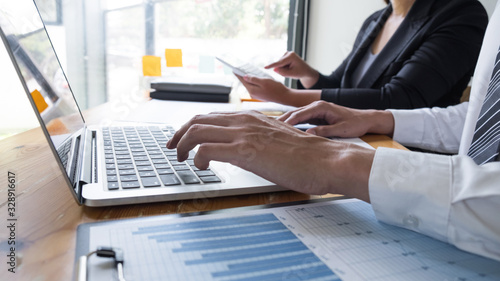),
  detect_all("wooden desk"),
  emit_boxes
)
[0,102,404,281]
